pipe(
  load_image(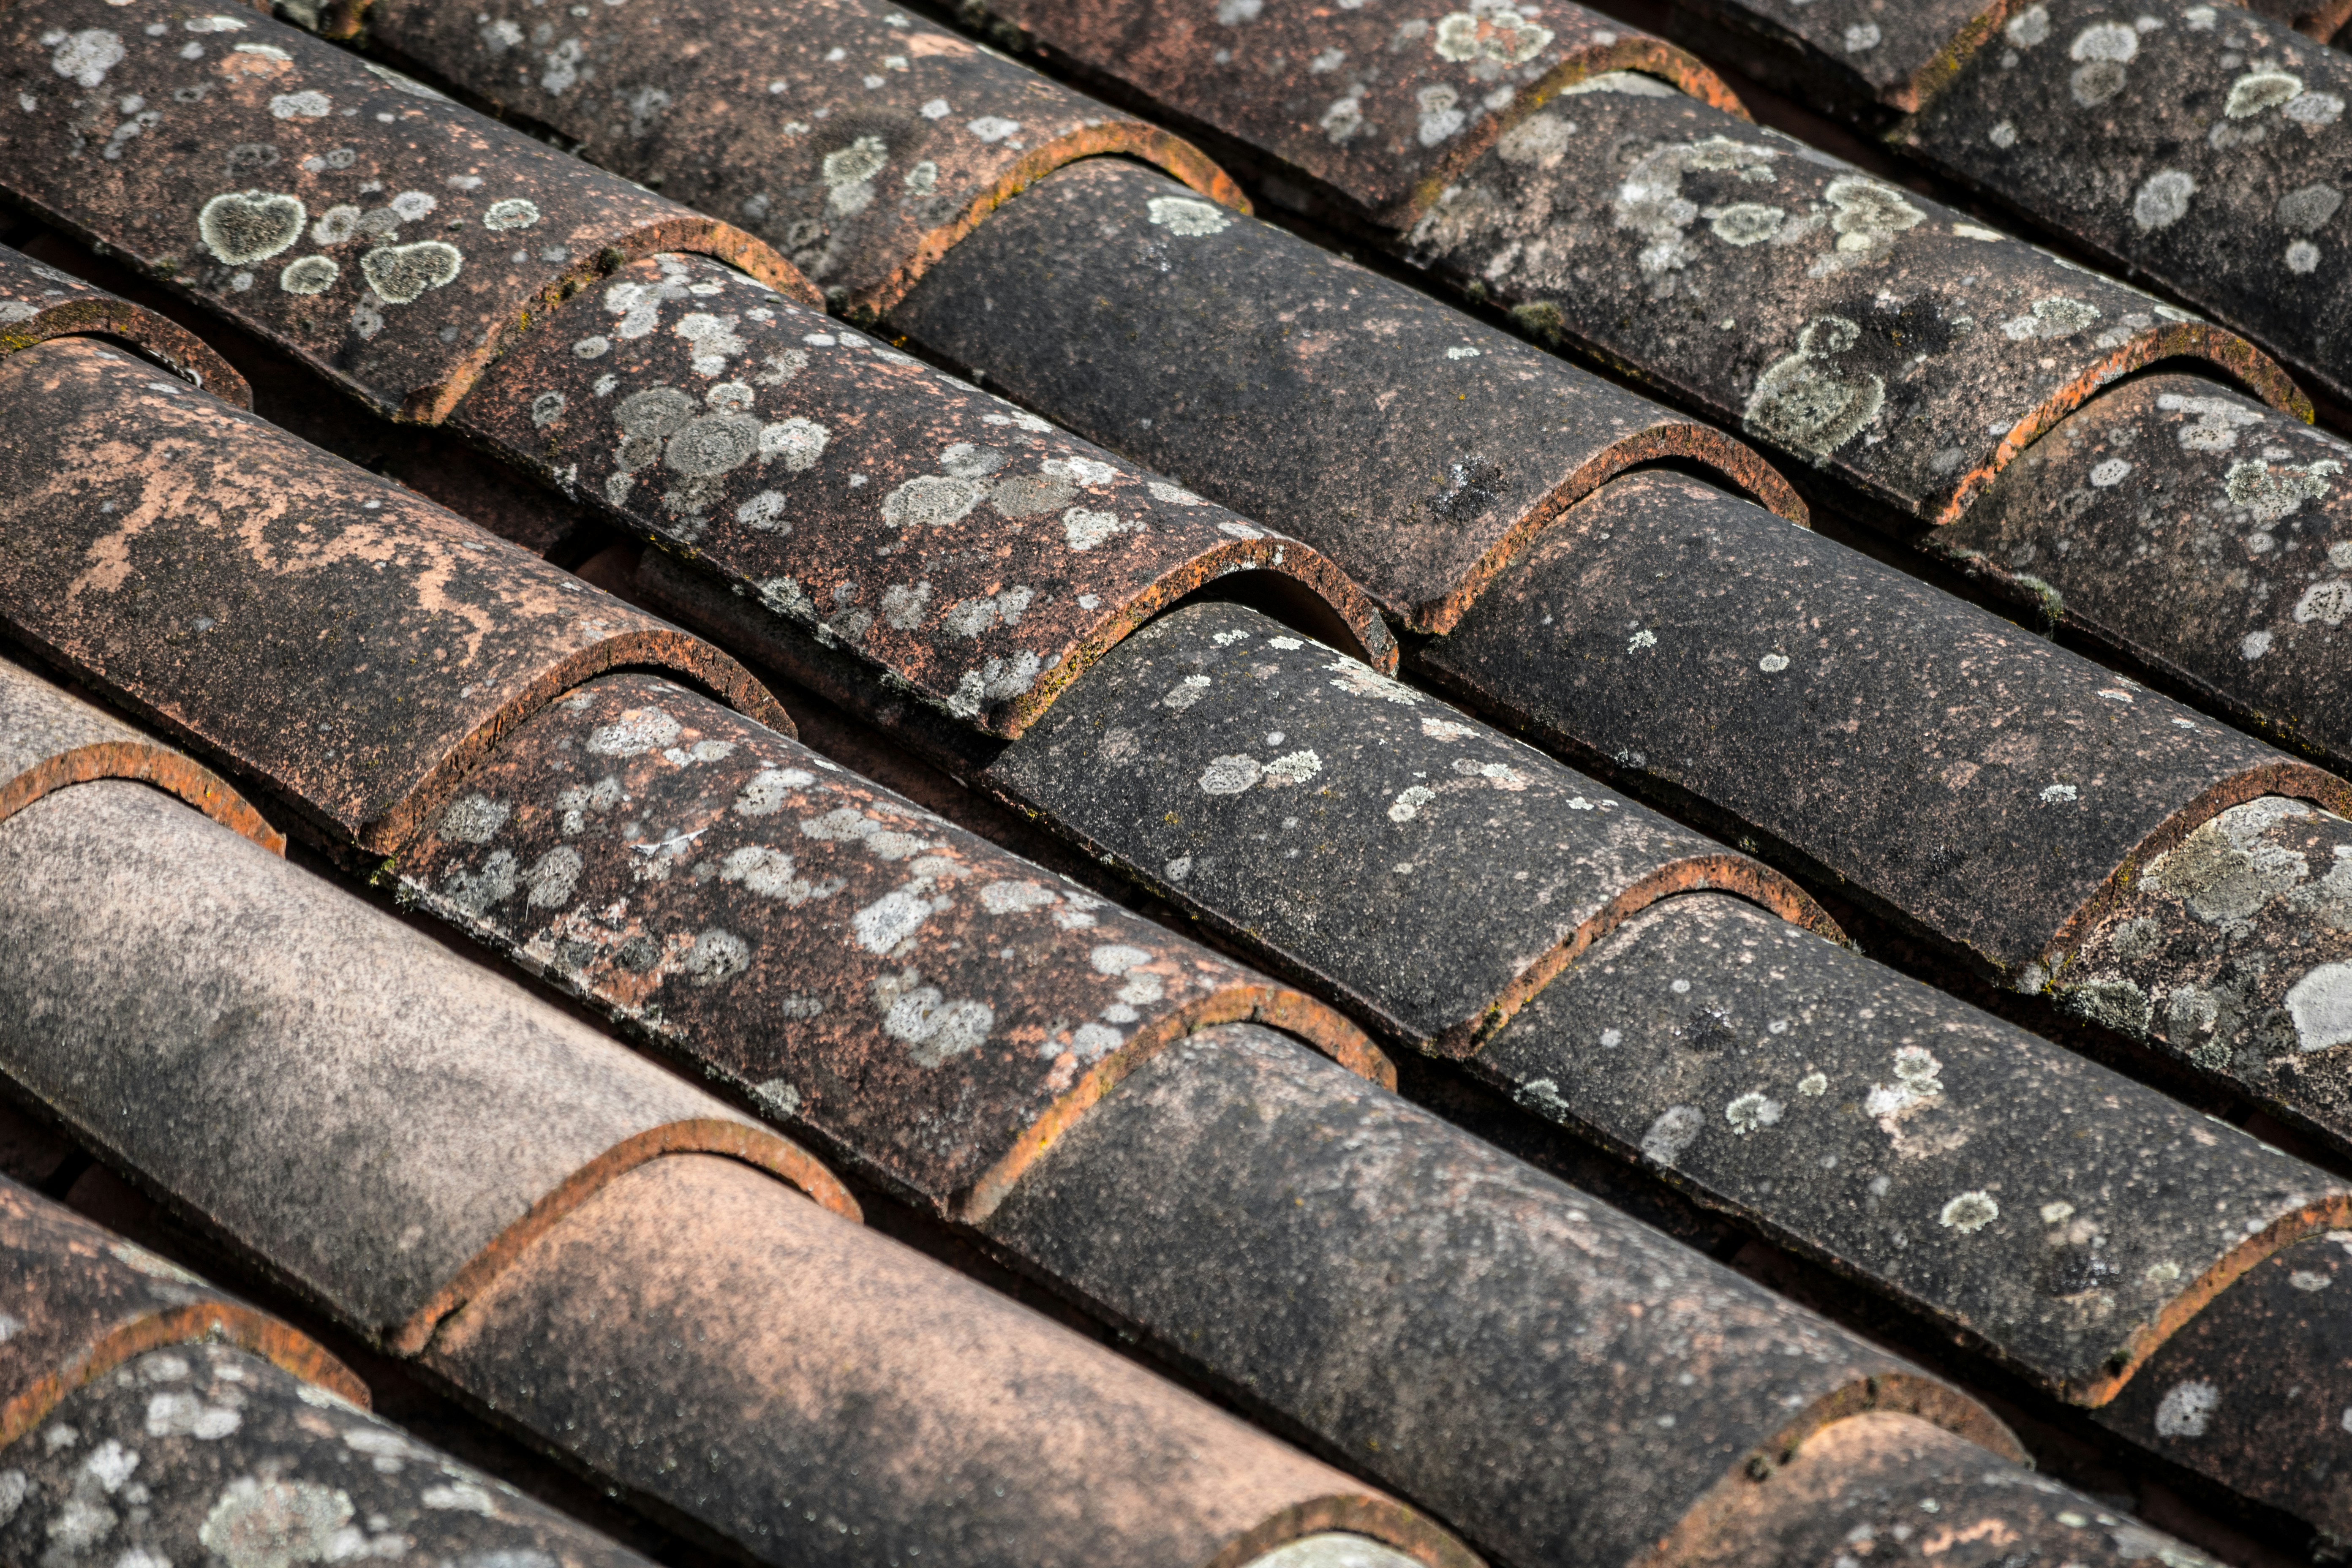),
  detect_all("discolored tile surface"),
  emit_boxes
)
[0,338,779,853]
[0,654,282,851]
[0,241,246,405]
[0,1342,656,1568]
[1404,76,2306,525]
[0,0,808,423]
[960,0,1747,227]
[889,157,1805,634]
[984,1023,2017,1568]
[1487,892,2352,1402]
[351,0,1240,315]
[452,251,1395,737]
[396,671,1385,1217]
[1900,0,2352,411]
[1426,471,2348,984]
[0,778,849,1350]
[0,1176,365,1448]
[981,600,1832,1056]
[427,1153,1475,1568]
[1942,373,2352,775]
